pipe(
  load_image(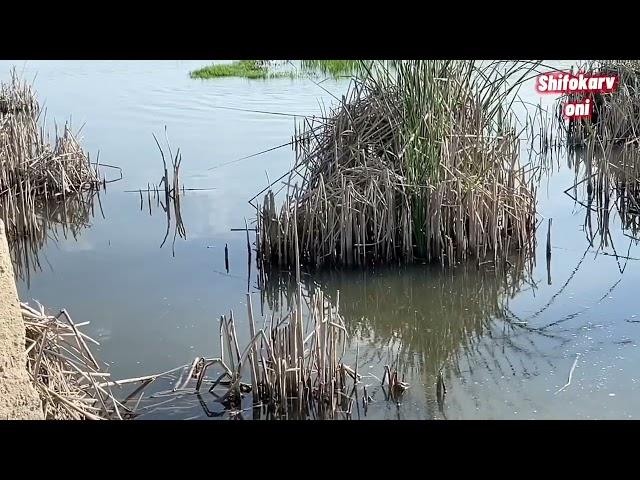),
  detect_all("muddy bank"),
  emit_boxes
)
[0,219,43,419]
